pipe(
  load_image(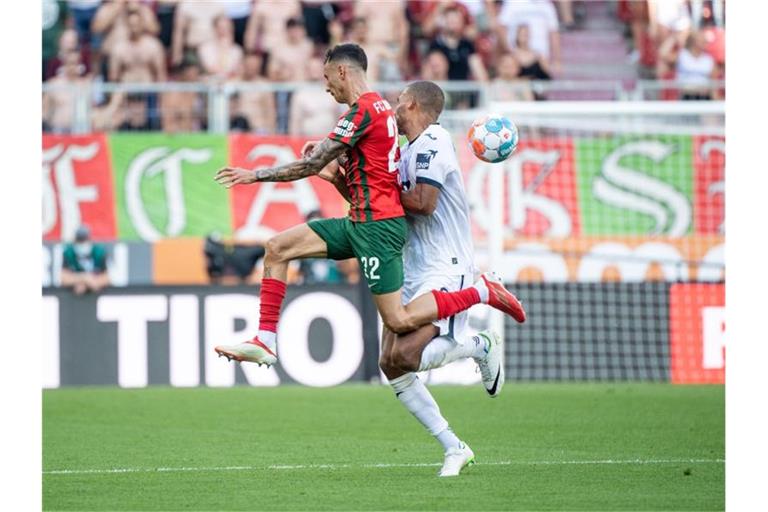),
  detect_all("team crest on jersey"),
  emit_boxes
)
[416,150,438,170]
